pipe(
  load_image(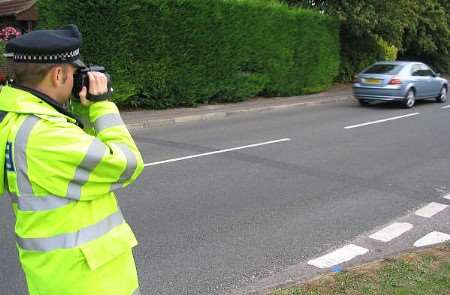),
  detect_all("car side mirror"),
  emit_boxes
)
[435,73,441,77]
